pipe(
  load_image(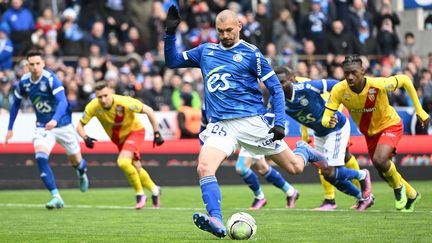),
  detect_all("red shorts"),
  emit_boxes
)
[365,121,403,159]
[117,129,145,161]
